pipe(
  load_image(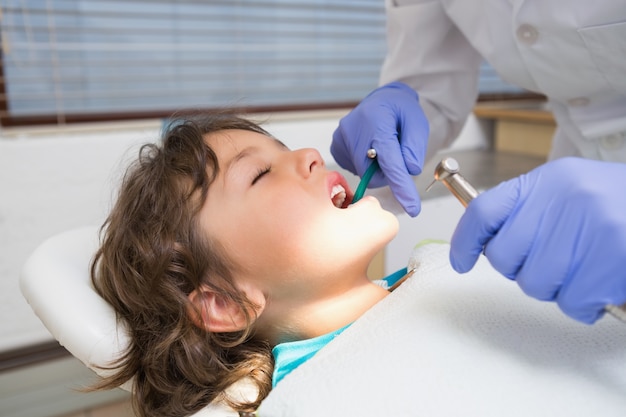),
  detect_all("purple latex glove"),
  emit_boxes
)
[450,157,626,324]
[331,82,429,217]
